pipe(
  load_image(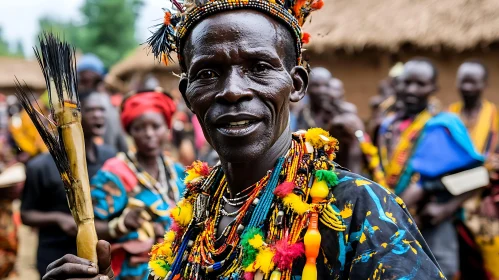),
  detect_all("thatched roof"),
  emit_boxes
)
[304,0,499,54]
[0,57,45,92]
[107,47,180,80]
